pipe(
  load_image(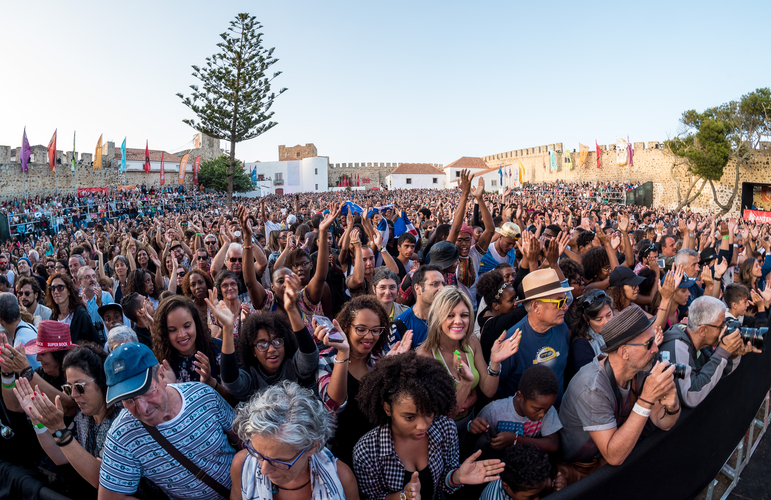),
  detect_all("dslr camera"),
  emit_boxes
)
[652,353,687,380]
[724,320,766,351]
